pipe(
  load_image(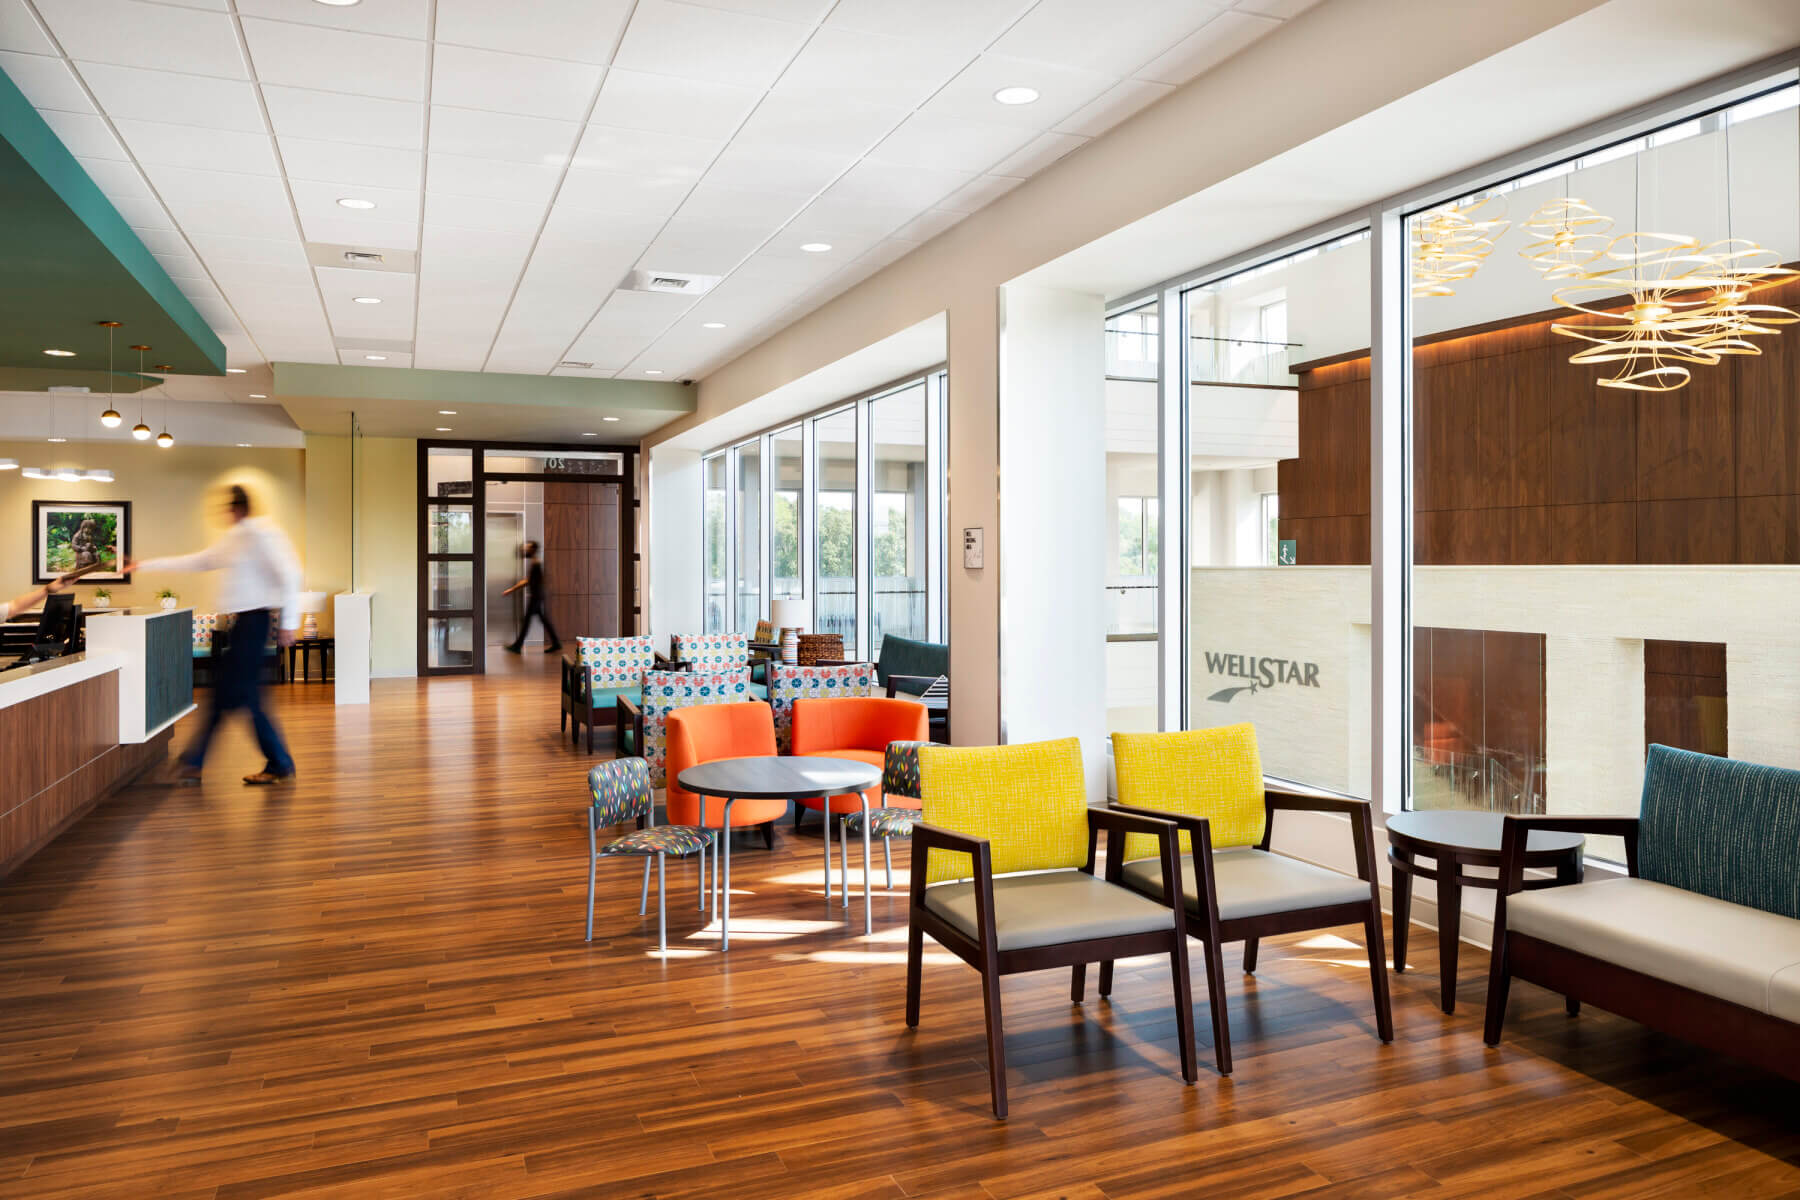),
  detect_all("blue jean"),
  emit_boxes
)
[182,607,294,776]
